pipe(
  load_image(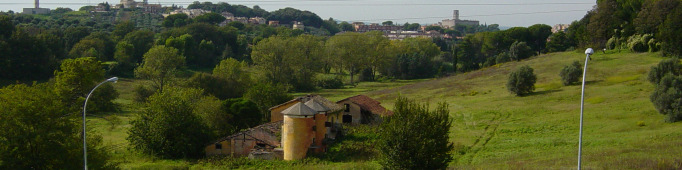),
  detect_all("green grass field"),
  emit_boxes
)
[364,51,682,169]
[89,51,682,169]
